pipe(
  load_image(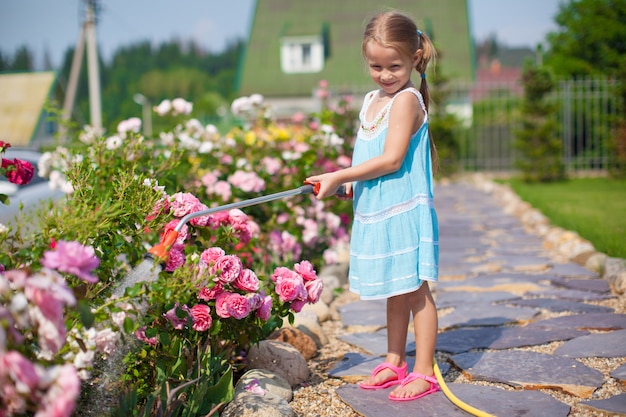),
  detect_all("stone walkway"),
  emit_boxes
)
[326,181,626,416]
